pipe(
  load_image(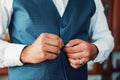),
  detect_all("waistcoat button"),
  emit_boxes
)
[62,23,67,28]
[60,20,67,28]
